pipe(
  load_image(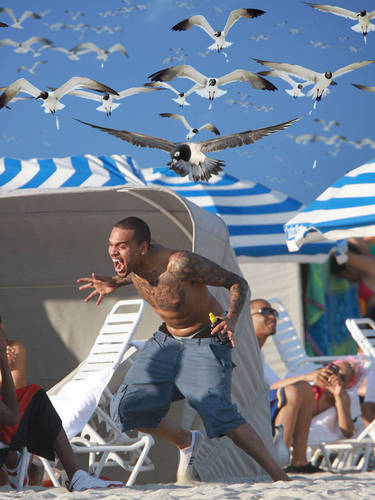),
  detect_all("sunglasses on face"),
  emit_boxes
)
[252,307,279,318]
